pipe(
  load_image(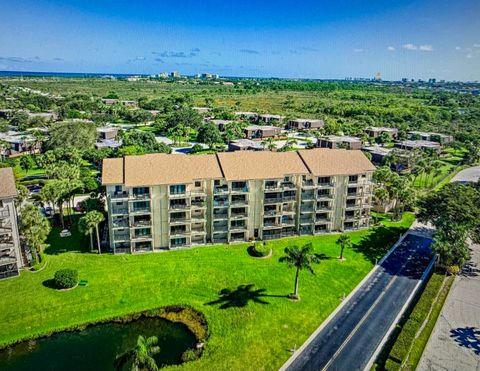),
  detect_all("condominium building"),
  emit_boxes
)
[0,168,22,279]
[102,149,375,254]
